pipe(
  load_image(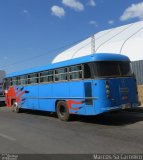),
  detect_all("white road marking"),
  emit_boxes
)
[0,133,16,141]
